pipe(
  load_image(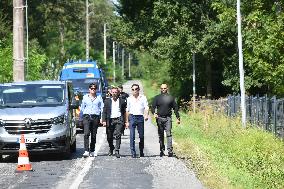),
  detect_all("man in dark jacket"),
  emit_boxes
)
[151,84,180,157]
[118,84,129,135]
[102,87,127,158]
